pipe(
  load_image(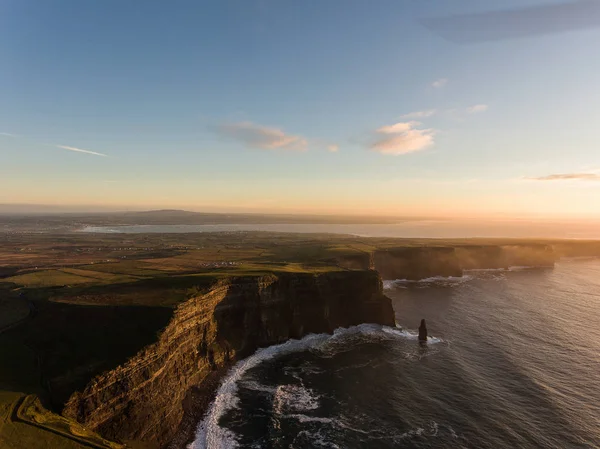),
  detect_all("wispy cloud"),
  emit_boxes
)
[327,144,339,153]
[399,109,437,119]
[217,121,307,151]
[56,145,107,157]
[420,1,600,44]
[371,121,435,155]
[0,132,15,137]
[529,173,600,181]
[432,78,448,88]
[466,104,489,114]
